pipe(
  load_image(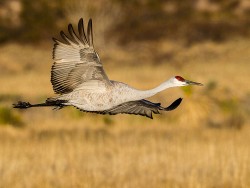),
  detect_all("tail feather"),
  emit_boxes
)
[13,99,68,109]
